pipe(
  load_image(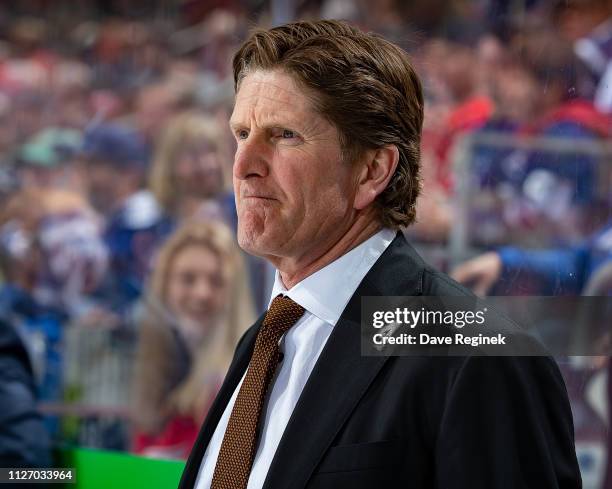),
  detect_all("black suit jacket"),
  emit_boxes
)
[179,233,581,489]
